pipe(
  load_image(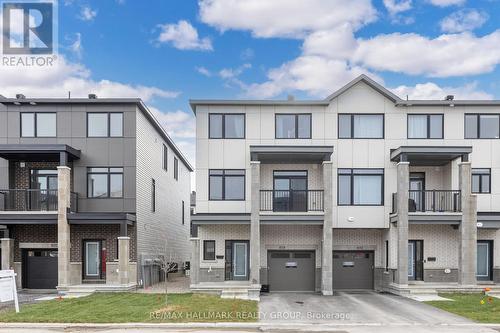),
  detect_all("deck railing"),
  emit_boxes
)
[391,190,461,213]
[0,189,79,212]
[260,190,324,212]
